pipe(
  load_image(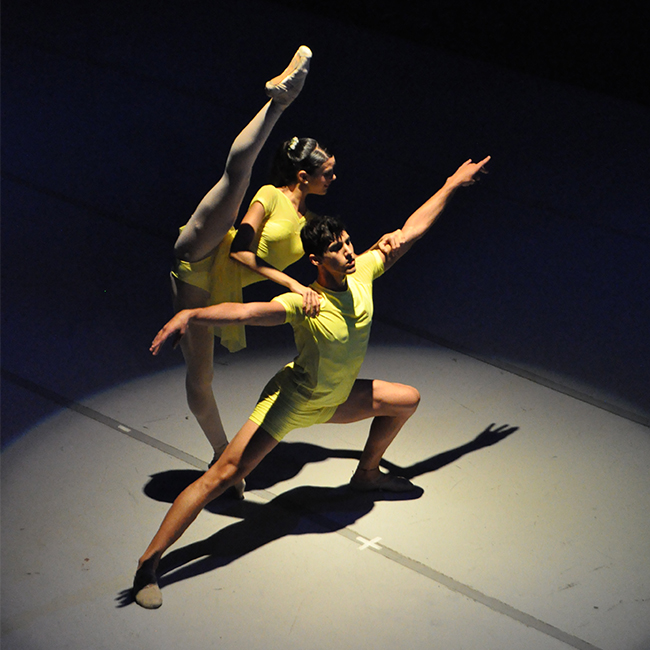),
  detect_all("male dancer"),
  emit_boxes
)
[134,156,490,608]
